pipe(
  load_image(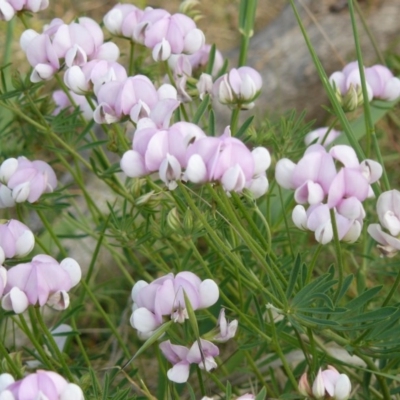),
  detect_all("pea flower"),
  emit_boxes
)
[0,266,6,298]
[312,366,352,400]
[0,157,57,204]
[212,67,262,109]
[103,3,144,38]
[0,370,84,400]
[121,121,205,189]
[0,184,14,209]
[2,255,81,314]
[134,8,205,61]
[304,127,341,147]
[130,271,219,337]
[365,64,400,101]
[159,339,219,383]
[0,220,35,265]
[0,0,48,21]
[213,308,238,342]
[329,61,372,111]
[20,17,119,82]
[368,189,400,257]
